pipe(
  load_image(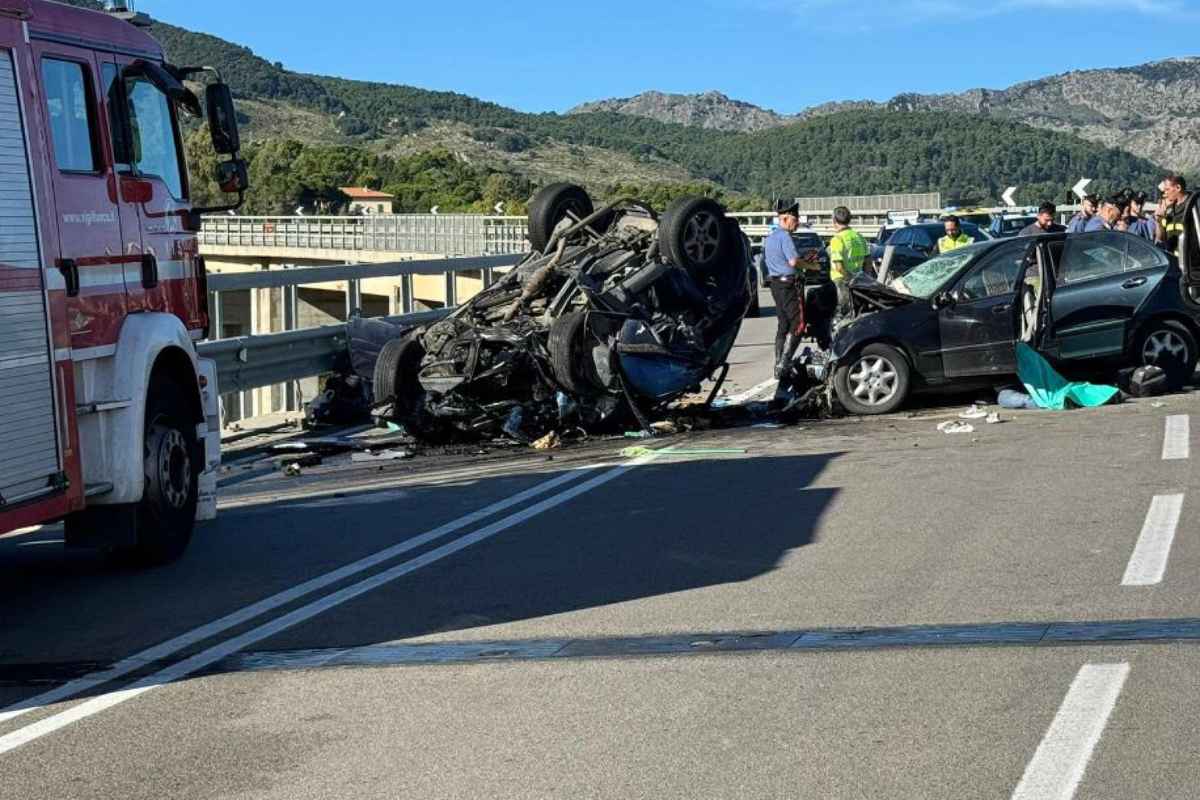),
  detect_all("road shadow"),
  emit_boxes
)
[0,449,840,703]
